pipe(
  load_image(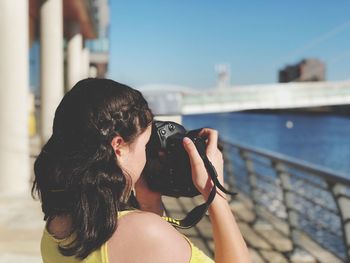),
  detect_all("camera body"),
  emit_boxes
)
[143,121,206,197]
